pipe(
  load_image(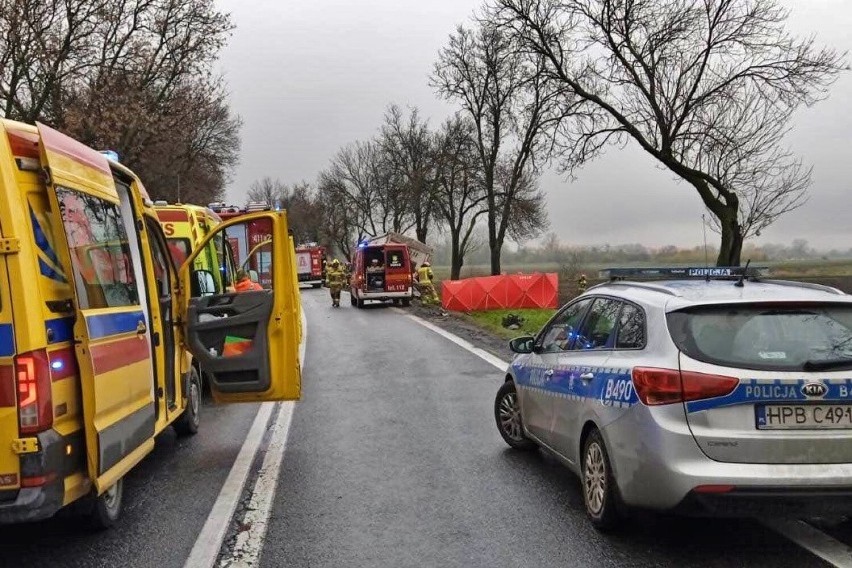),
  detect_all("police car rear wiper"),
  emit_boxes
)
[802,358,852,371]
